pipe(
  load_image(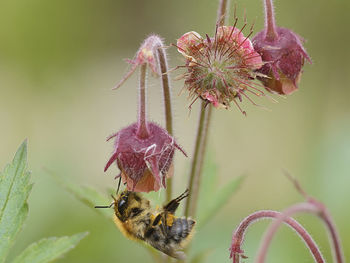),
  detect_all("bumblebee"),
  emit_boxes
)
[96,189,195,259]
